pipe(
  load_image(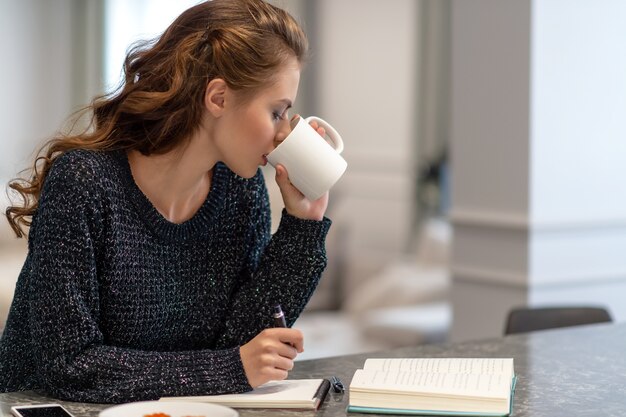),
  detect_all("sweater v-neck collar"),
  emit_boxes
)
[114,150,229,242]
